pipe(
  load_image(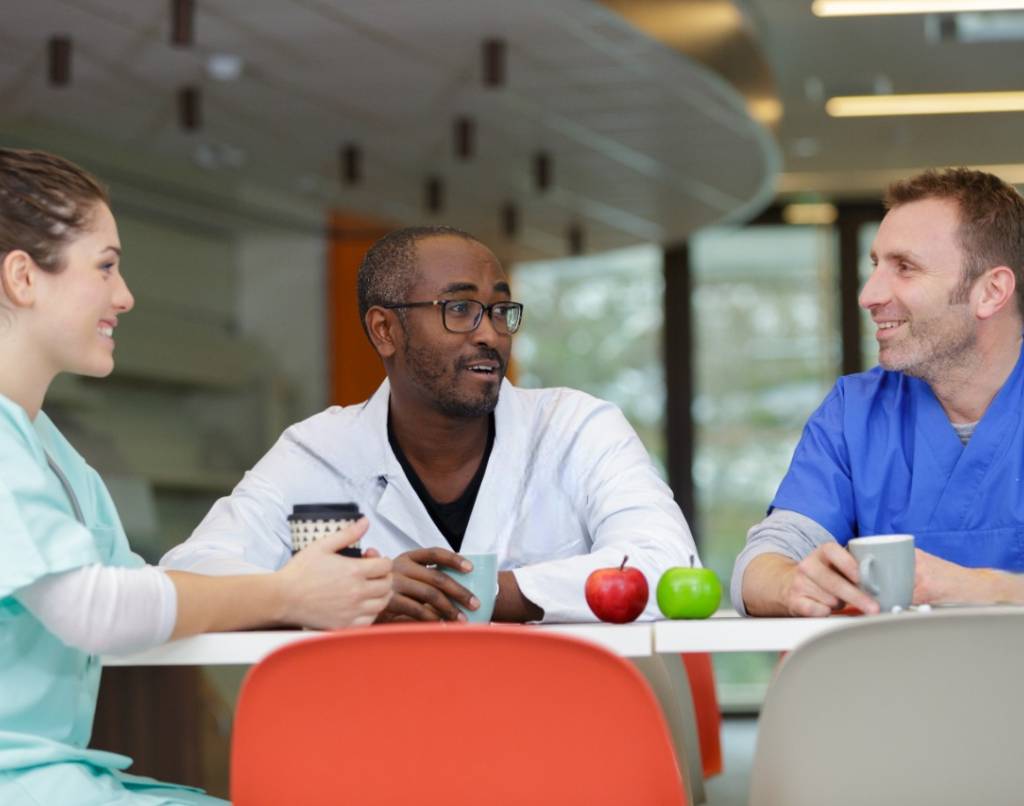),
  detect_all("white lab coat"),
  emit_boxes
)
[161,379,697,622]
